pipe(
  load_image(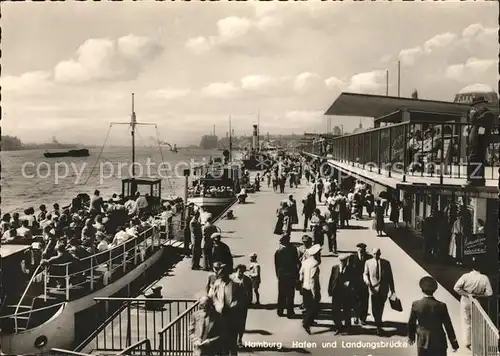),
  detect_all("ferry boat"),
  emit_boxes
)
[0,94,177,355]
[187,163,241,217]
